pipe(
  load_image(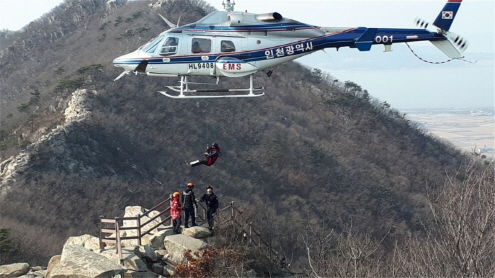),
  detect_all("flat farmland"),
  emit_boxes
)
[405,108,494,158]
